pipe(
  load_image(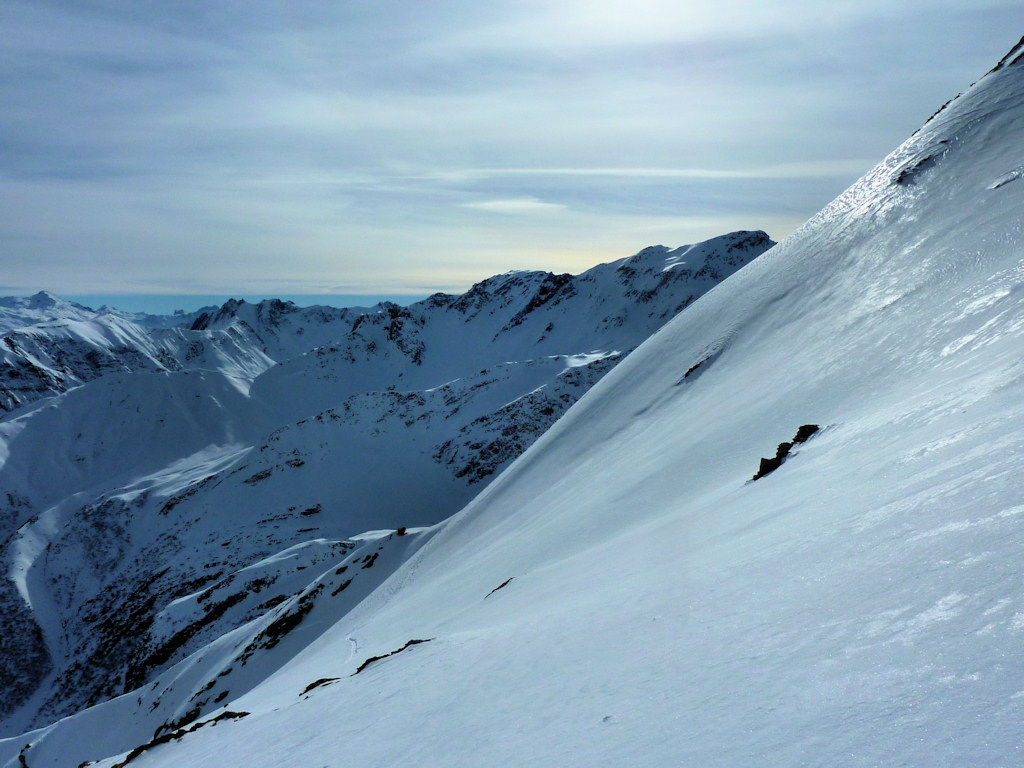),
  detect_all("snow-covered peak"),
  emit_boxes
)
[0,292,96,334]
[599,230,773,274]
[24,291,61,310]
[188,298,250,330]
